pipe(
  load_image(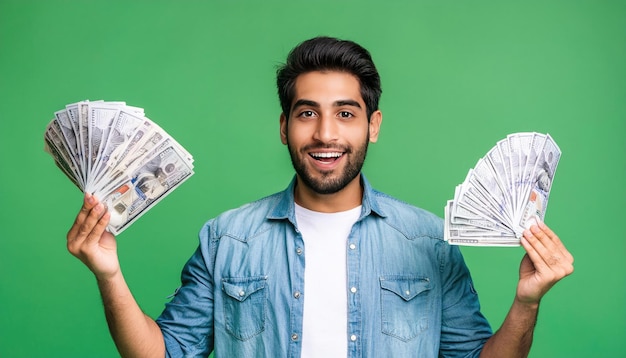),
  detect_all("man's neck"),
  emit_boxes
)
[293,175,363,213]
